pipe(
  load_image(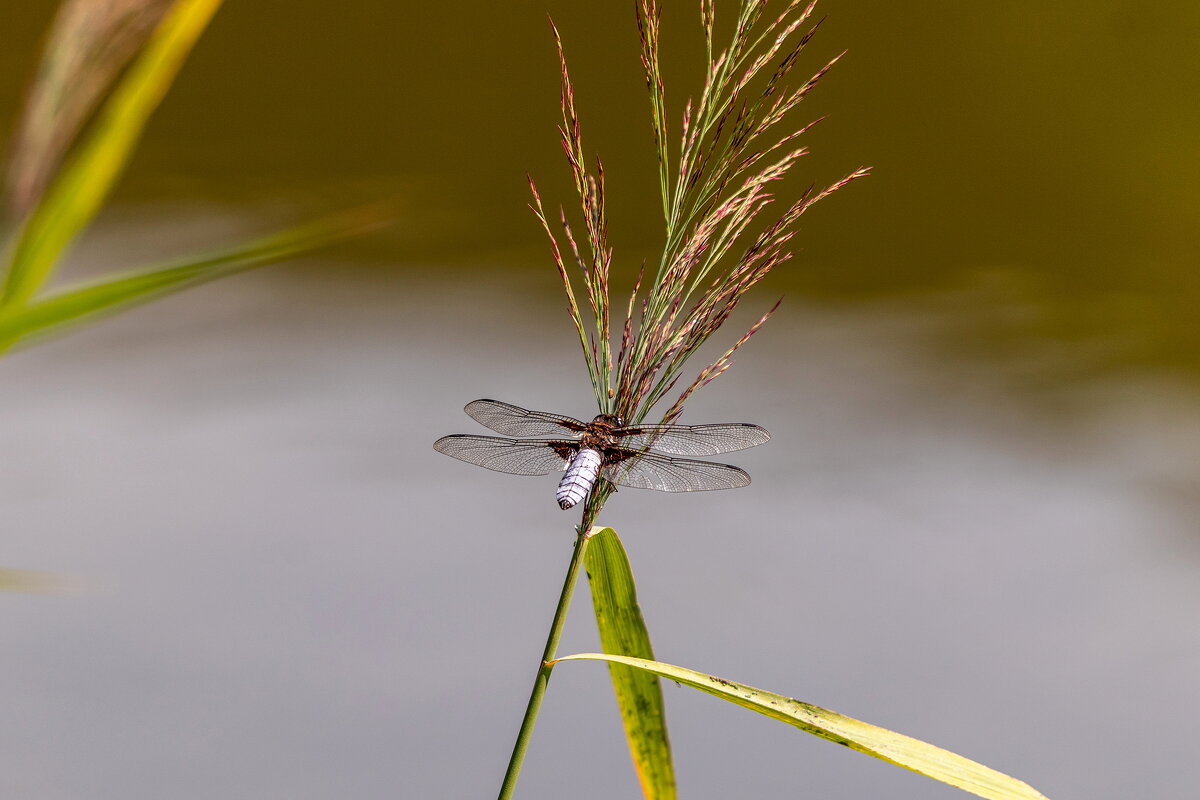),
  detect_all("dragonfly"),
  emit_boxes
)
[433,399,770,509]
